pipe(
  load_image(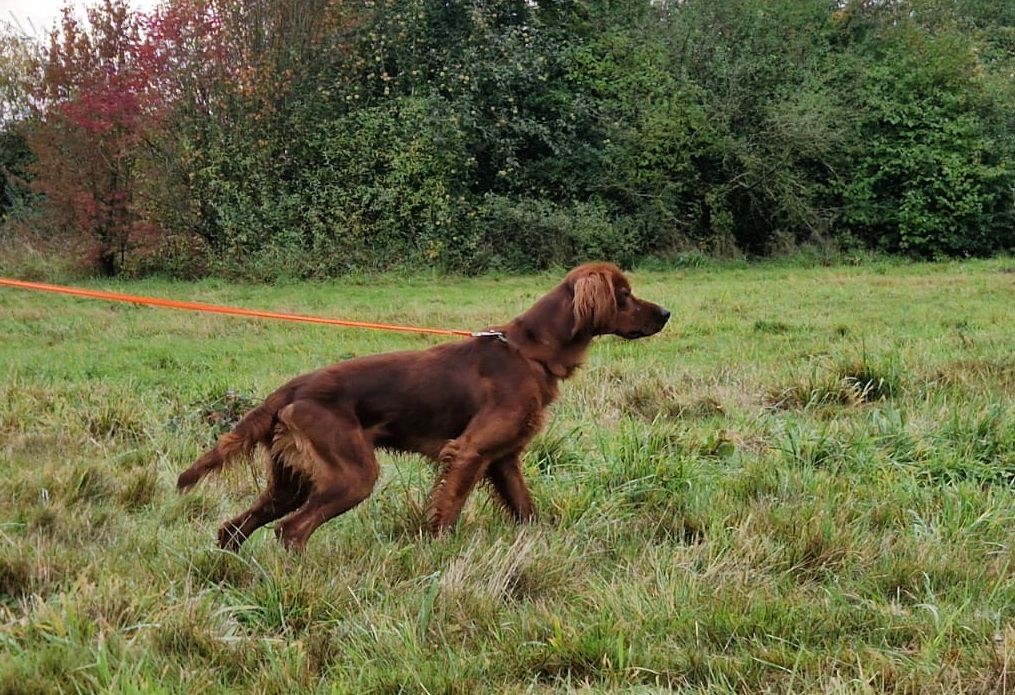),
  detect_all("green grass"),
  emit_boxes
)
[1,259,1013,693]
